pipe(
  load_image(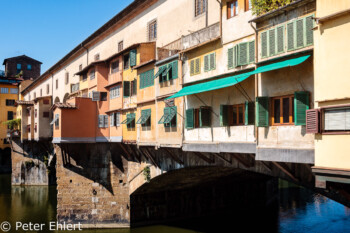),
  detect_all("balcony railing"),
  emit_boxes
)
[181,22,220,50]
